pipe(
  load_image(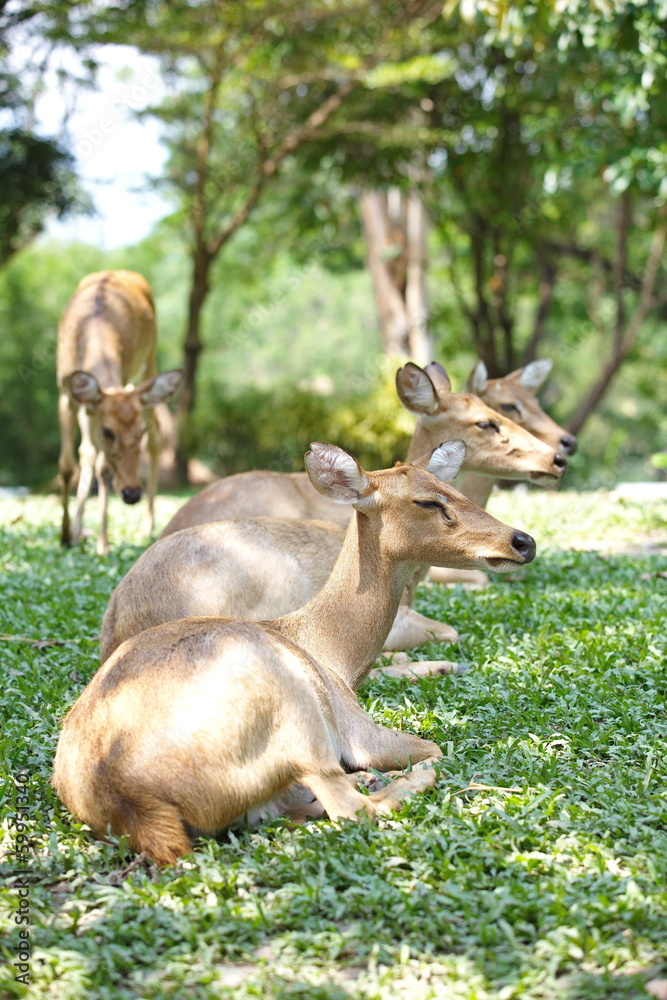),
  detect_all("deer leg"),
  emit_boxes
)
[427,567,489,589]
[369,659,463,681]
[363,758,440,813]
[299,769,381,822]
[382,564,459,651]
[71,408,96,544]
[383,604,458,650]
[58,393,76,547]
[334,689,443,773]
[142,408,160,538]
[95,451,110,556]
[301,757,439,823]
